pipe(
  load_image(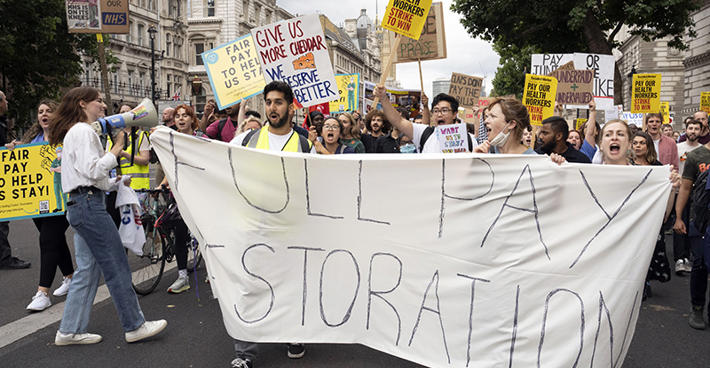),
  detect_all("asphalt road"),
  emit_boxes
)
[0,219,708,367]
